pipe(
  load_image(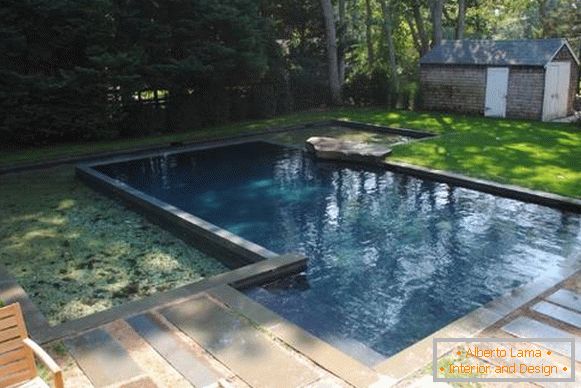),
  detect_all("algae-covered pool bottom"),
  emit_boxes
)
[95,141,581,365]
[0,166,227,325]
